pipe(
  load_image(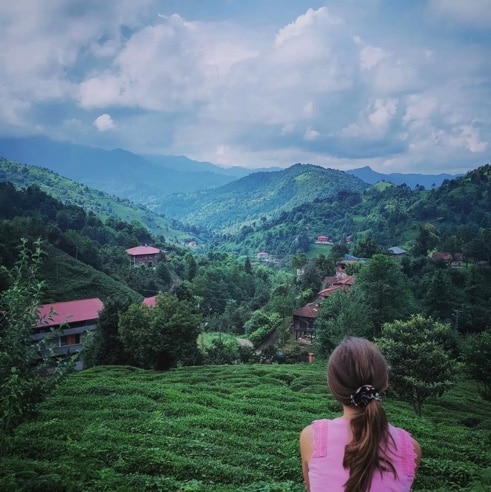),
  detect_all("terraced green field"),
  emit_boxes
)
[1,363,490,491]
